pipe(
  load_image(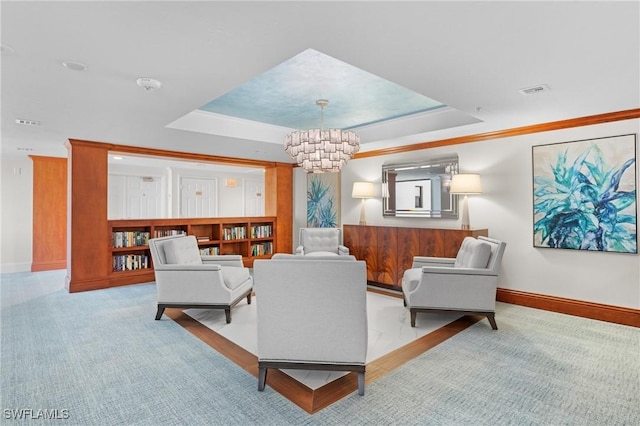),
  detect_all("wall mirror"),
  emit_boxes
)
[382,155,459,218]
